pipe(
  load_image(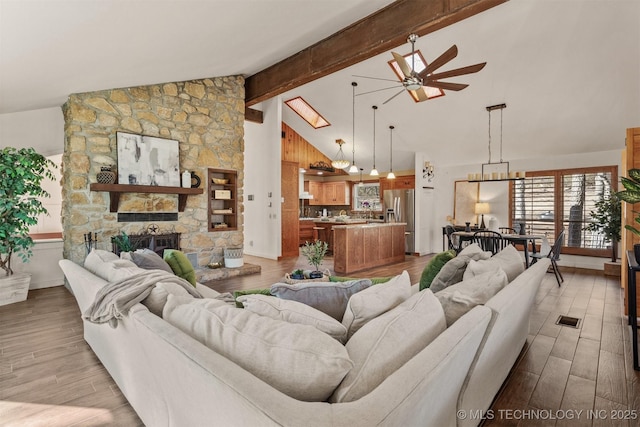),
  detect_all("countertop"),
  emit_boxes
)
[299,217,385,224]
[332,222,406,228]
